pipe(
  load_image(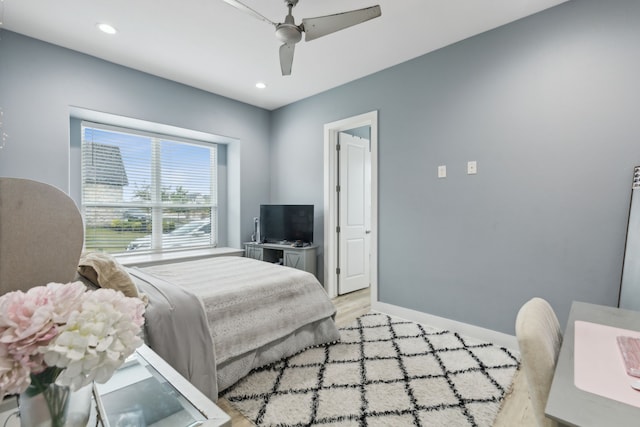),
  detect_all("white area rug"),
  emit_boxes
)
[223,313,520,426]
